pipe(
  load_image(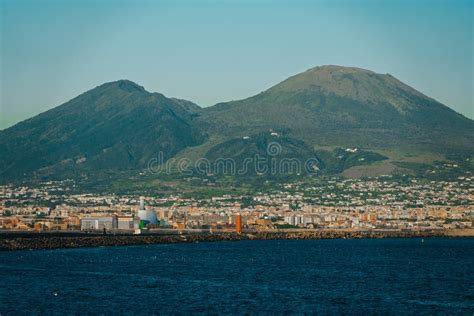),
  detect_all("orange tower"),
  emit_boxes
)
[235,214,242,234]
